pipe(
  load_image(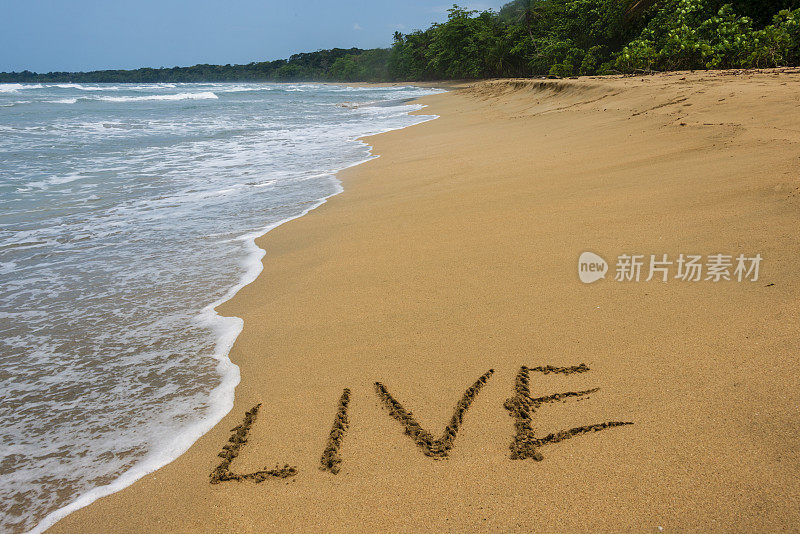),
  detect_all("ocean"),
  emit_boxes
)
[0,81,443,532]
